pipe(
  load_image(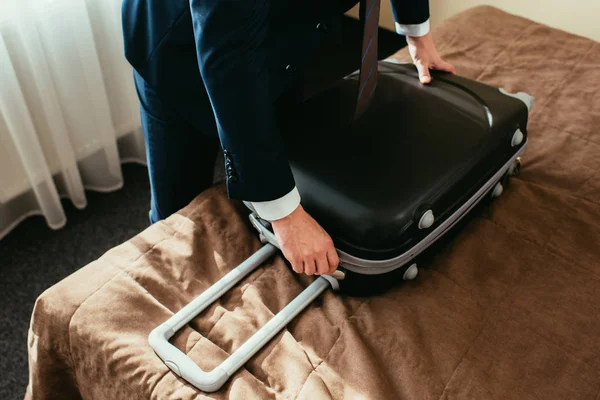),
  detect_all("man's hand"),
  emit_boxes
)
[406,33,456,84]
[271,205,339,276]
